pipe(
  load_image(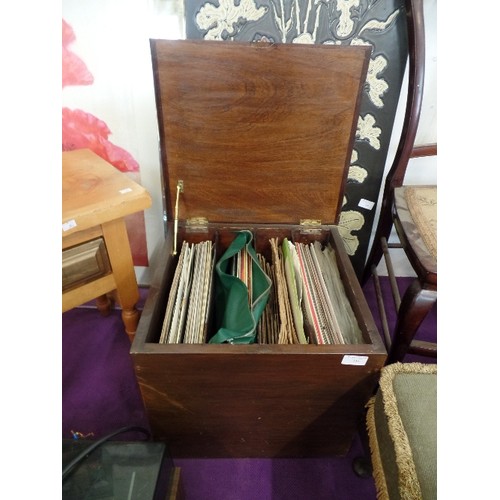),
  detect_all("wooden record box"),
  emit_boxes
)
[131,39,387,458]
